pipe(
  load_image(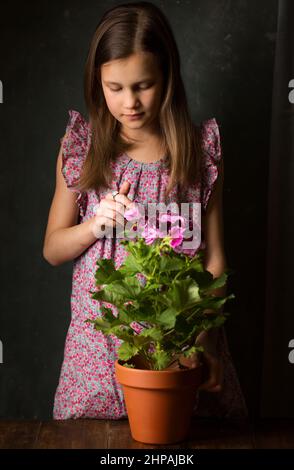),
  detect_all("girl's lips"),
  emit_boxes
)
[125,112,144,119]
